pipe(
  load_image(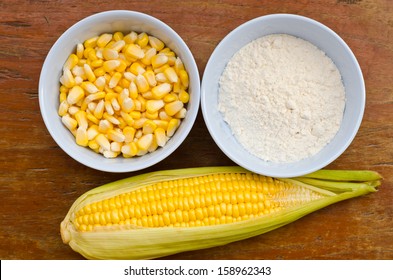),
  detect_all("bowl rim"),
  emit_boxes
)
[201,13,365,178]
[39,10,201,172]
